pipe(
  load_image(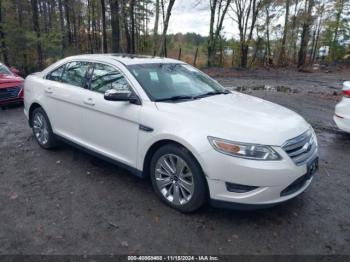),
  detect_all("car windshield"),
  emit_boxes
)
[0,64,11,75]
[128,63,227,102]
